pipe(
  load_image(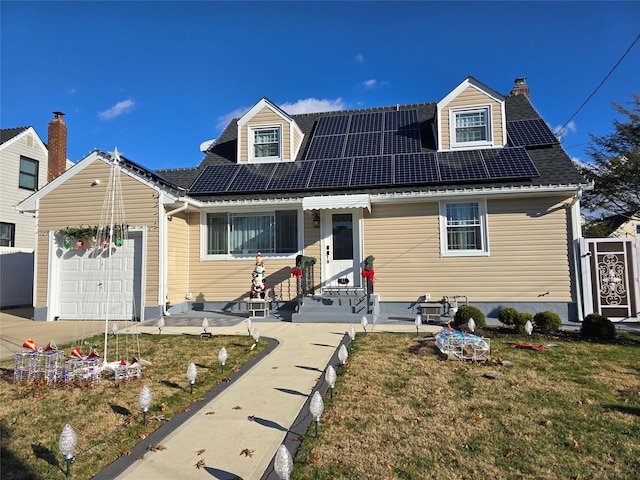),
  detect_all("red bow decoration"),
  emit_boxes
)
[120,359,127,365]
[23,338,37,351]
[88,350,99,359]
[71,347,83,358]
[361,269,376,282]
[290,267,302,279]
[43,340,57,352]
